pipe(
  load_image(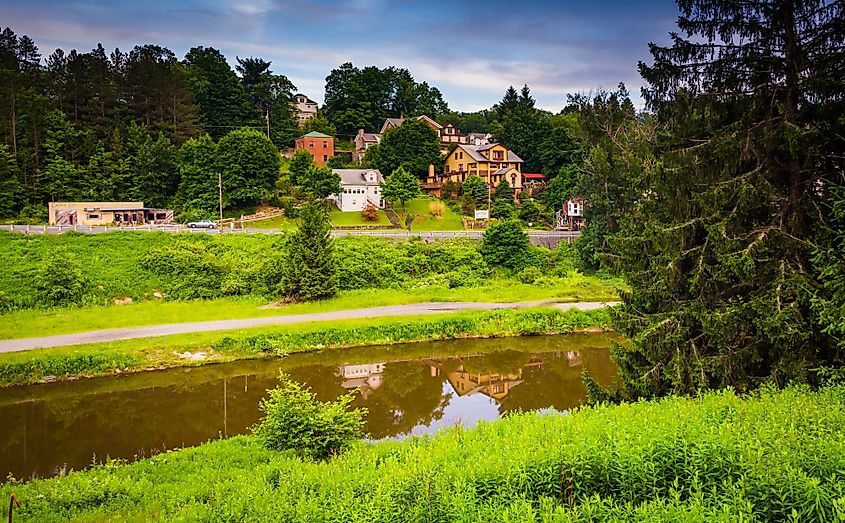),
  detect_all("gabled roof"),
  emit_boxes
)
[380,118,405,133]
[359,133,381,143]
[294,94,317,104]
[333,169,384,187]
[451,143,524,164]
[493,167,519,176]
[301,131,332,138]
